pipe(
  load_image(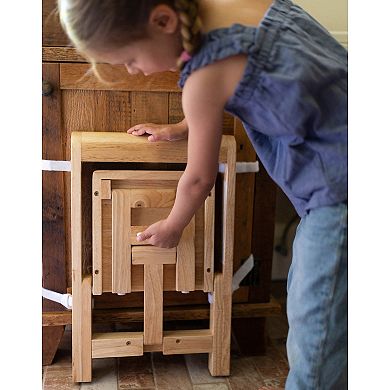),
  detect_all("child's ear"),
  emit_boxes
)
[149,4,179,34]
